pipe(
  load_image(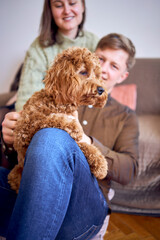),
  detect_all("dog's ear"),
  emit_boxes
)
[44,53,81,105]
